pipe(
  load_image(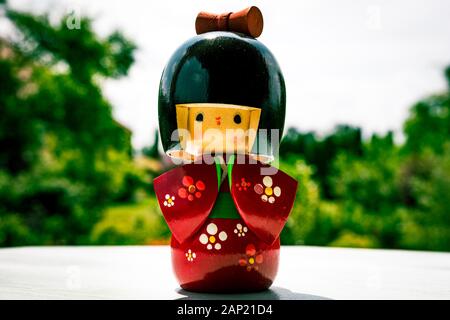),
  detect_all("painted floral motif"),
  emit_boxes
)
[185,249,196,262]
[235,178,251,191]
[254,176,281,204]
[239,244,264,271]
[163,194,175,207]
[199,223,227,250]
[234,223,248,237]
[178,176,205,201]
